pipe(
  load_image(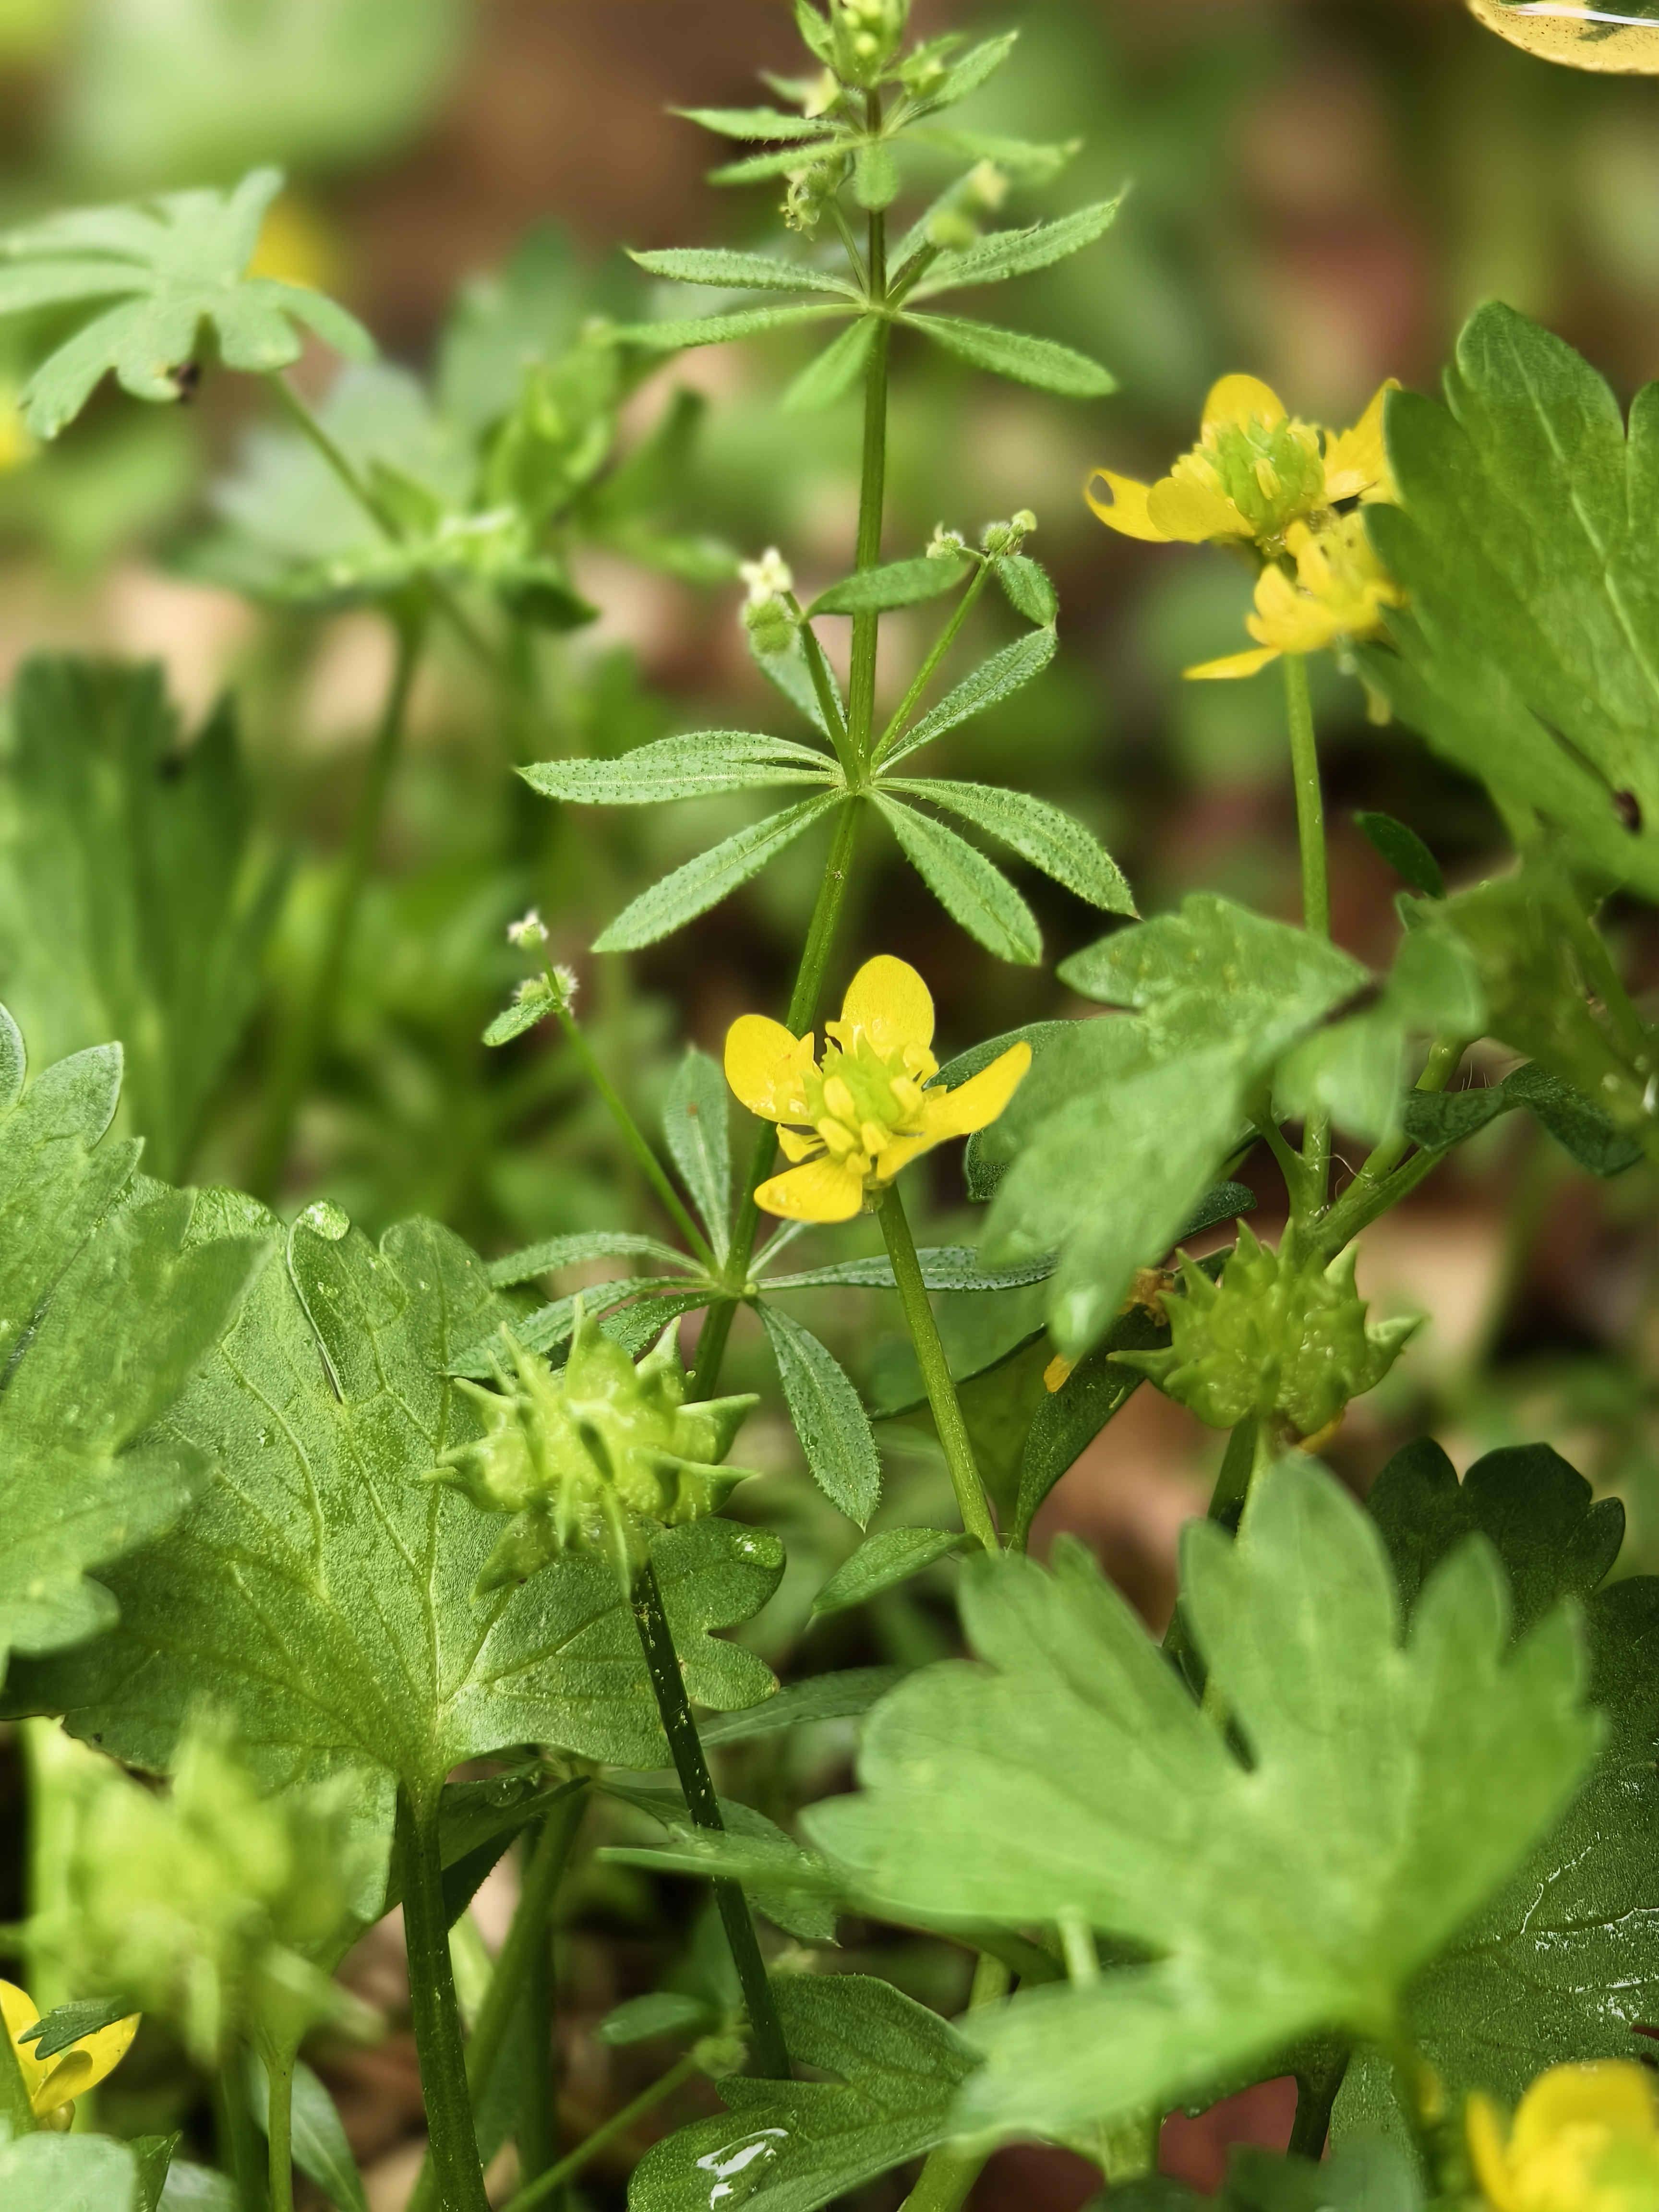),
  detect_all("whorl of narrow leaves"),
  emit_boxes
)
[0,167,372,437]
